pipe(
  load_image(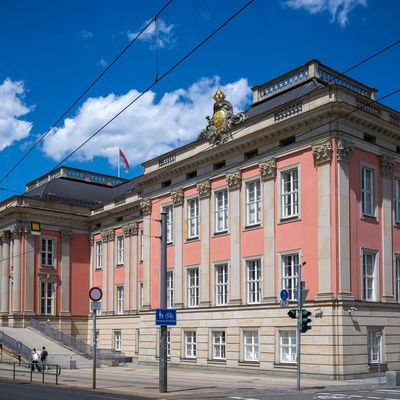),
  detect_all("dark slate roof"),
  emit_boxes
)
[244,78,326,120]
[24,178,135,207]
